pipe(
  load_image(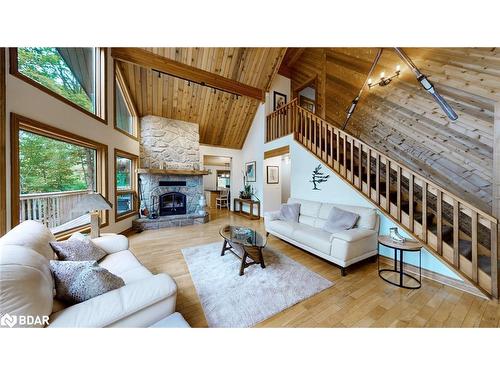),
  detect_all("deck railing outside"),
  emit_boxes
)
[19,189,90,232]
[266,101,499,298]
